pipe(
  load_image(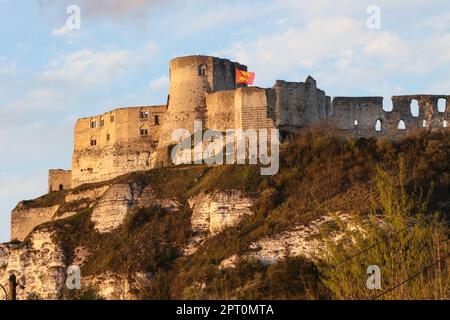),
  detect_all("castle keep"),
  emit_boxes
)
[51,55,448,190]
